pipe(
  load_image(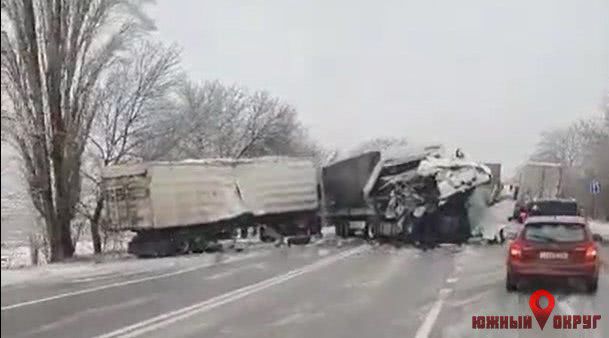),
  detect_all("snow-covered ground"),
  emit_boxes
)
[1,234,132,269]
[590,220,609,240]
[0,228,340,287]
[1,250,266,287]
[470,198,515,240]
